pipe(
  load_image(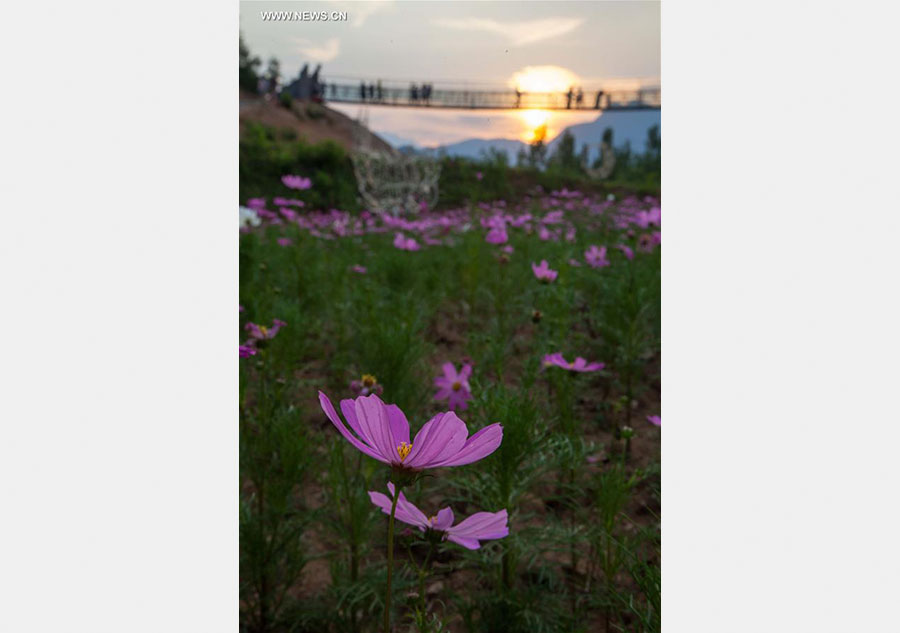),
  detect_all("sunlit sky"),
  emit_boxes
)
[240,1,660,147]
